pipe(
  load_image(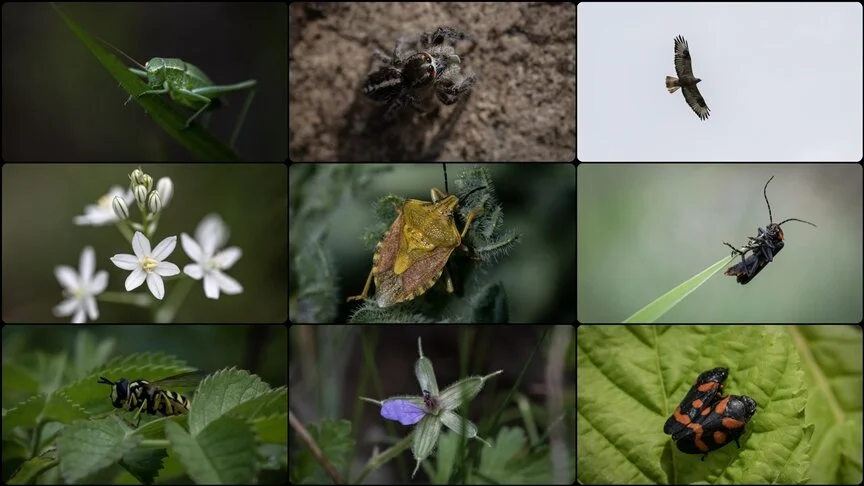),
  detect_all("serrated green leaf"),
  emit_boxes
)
[58,416,143,483]
[166,416,258,484]
[253,414,288,444]
[577,325,811,483]
[189,368,271,436]
[119,447,168,485]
